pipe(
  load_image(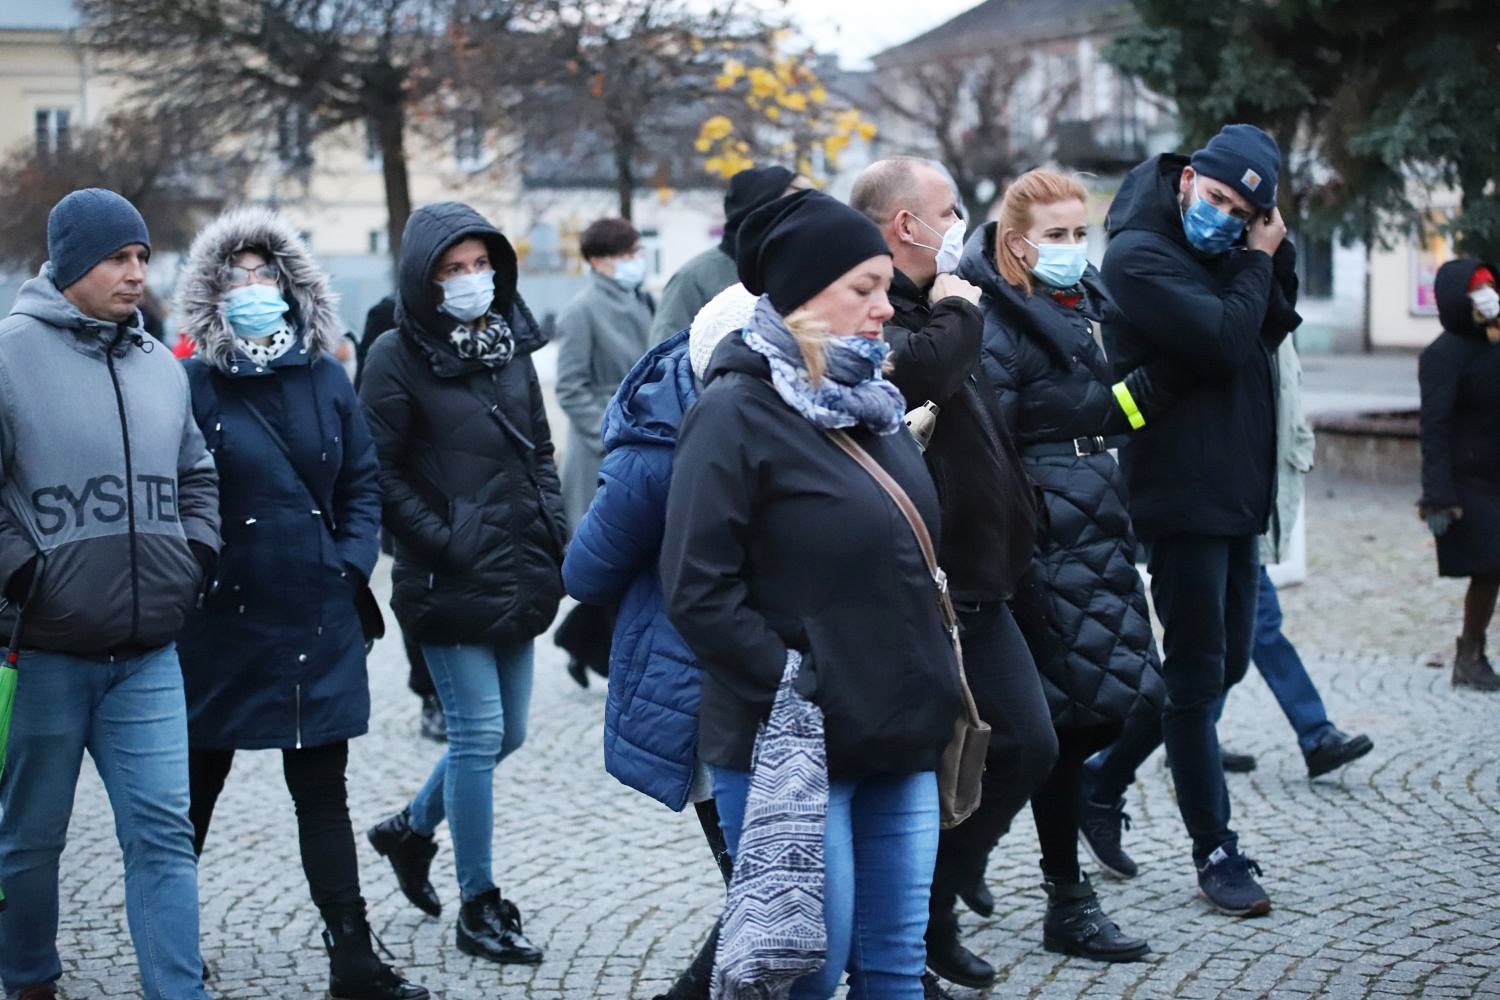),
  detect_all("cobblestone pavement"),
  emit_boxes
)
[41,471,1500,998]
